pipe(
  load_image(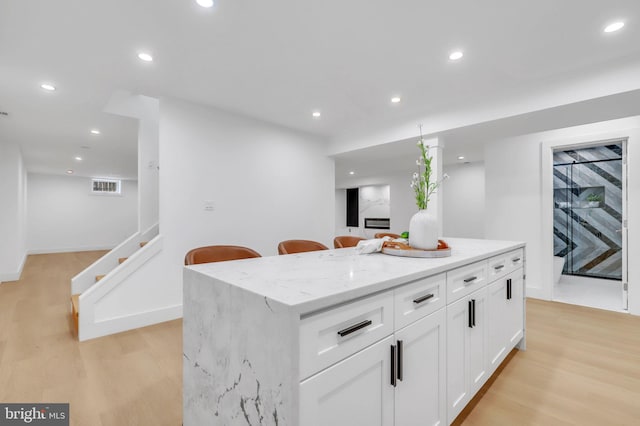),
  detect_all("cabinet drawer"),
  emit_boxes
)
[507,248,524,270]
[446,260,488,304]
[394,273,446,330]
[299,290,394,380]
[487,248,524,281]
